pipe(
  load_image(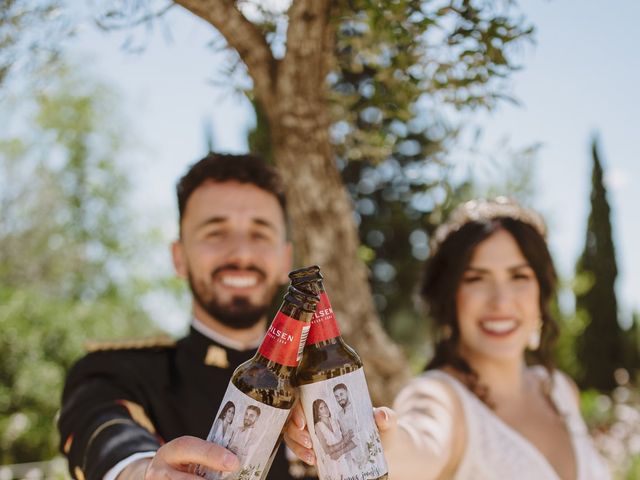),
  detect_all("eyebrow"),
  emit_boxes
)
[465,263,532,273]
[195,215,278,232]
[252,217,278,232]
[195,216,226,230]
